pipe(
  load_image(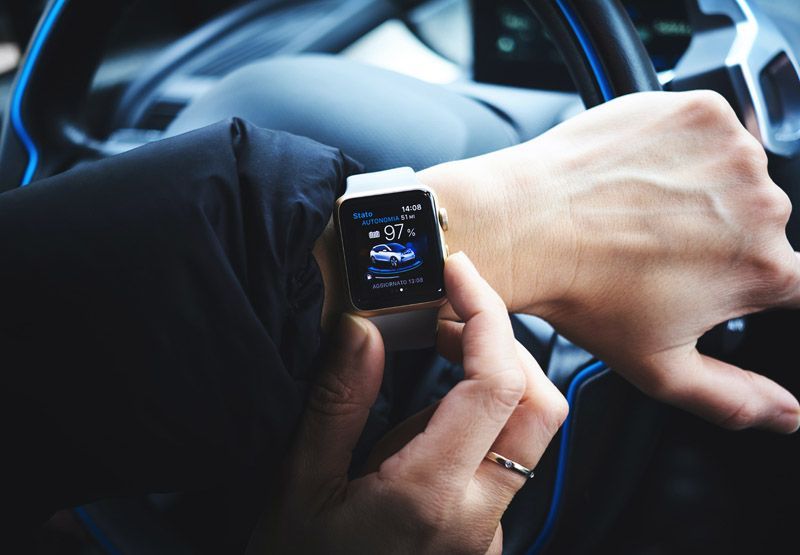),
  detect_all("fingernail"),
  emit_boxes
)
[778,409,800,434]
[338,313,369,354]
